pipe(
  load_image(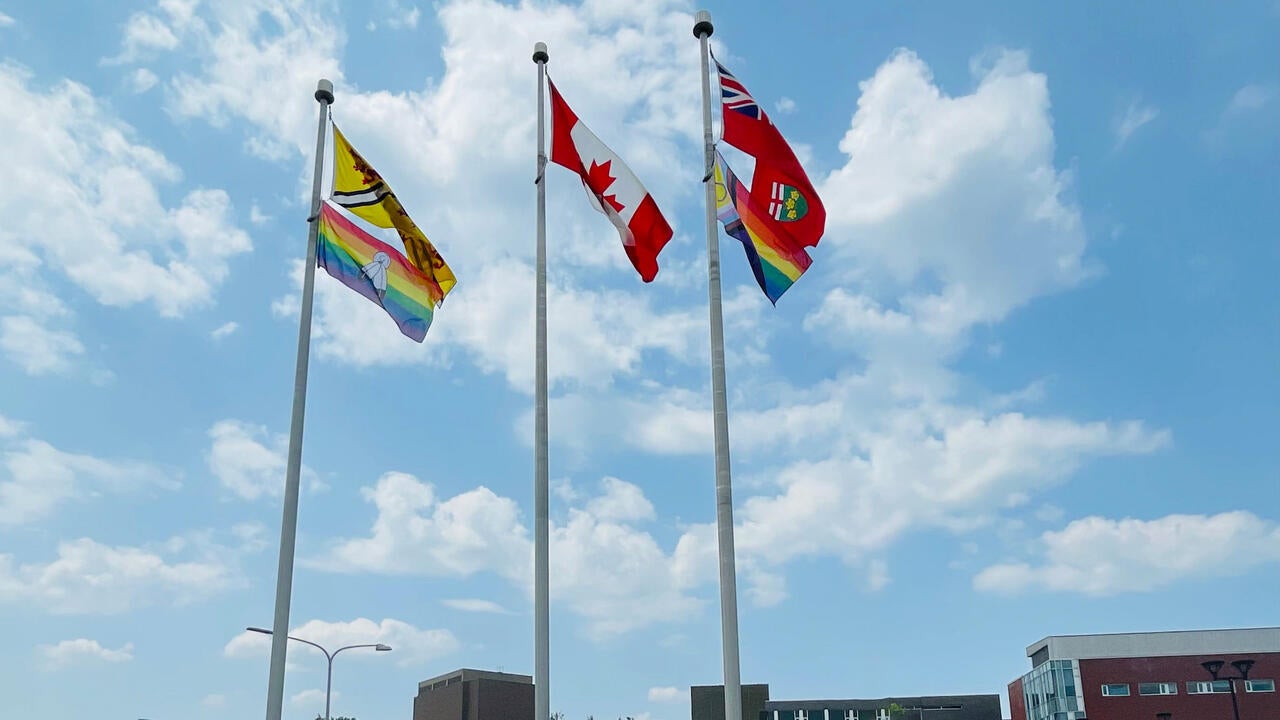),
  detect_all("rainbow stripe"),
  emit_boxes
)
[316,201,435,342]
[714,152,812,304]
